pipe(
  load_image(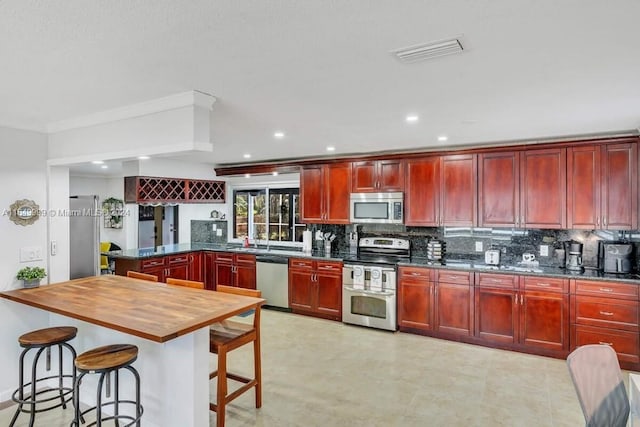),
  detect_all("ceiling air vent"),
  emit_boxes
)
[392,37,464,63]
